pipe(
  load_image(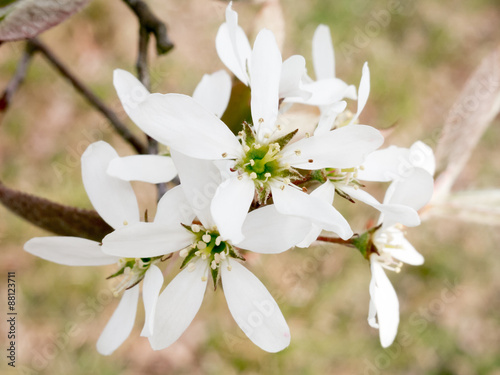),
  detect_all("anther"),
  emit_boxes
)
[123,220,128,226]
[202,233,211,243]
[197,241,207,250]
[264,172,271,178]
[259,118,264,123]
[294,150,301,156]
[250,172,257,179]
[237,175,243,180]
[191,224,201,233]
[215,236,222,246]
[308,159,313,163]
[179,249,189,258]
[221,152,228,158]
[249,159,255,166]
[187,263,196,272]
[201,275,207,282]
